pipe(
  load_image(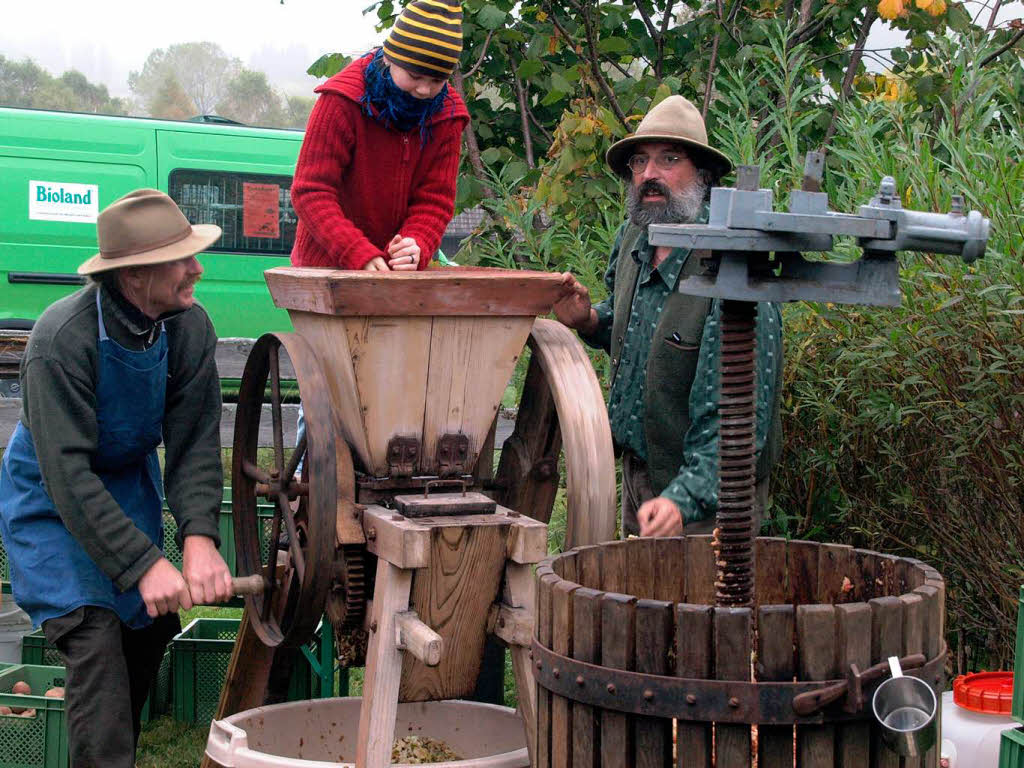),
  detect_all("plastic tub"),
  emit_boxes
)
[941,672,1018,767]
[206,697,529,768]
[0,600,33,664]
